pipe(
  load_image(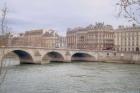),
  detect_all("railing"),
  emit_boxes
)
[5,45,139,54]
[0,46,116,52]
